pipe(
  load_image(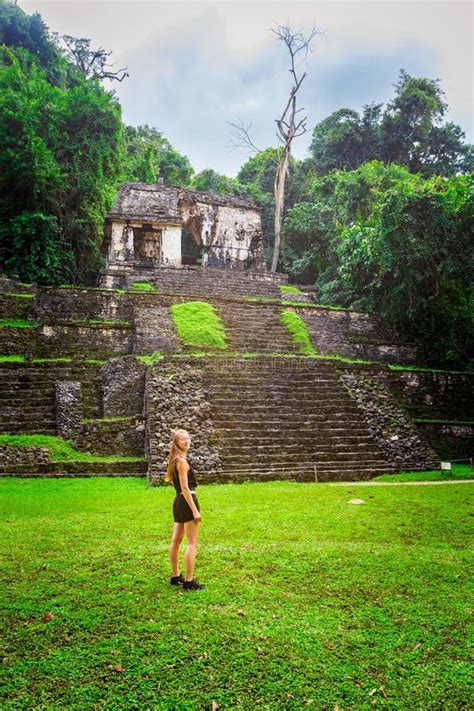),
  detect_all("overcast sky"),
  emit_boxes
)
[21,0,473,176]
